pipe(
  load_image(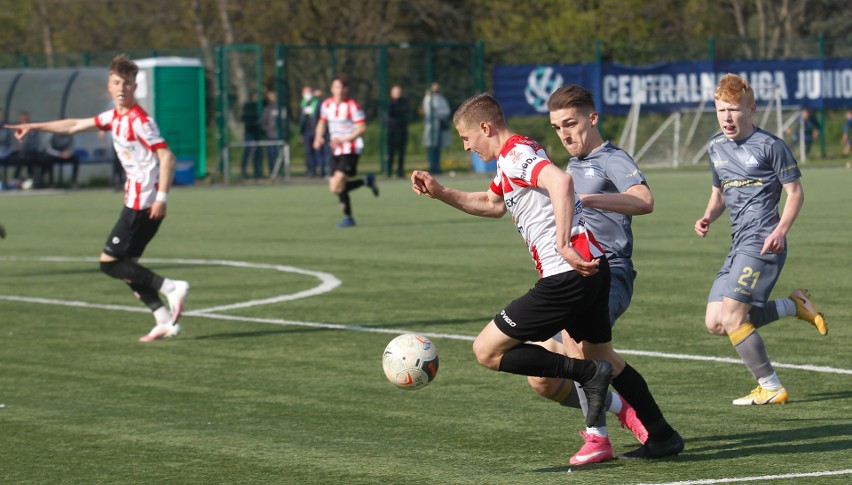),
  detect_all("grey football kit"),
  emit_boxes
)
[706,127,802,306]
[567,141,647,325]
